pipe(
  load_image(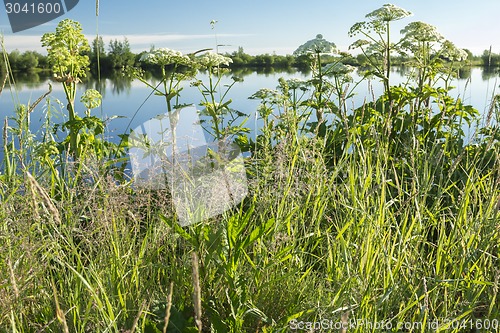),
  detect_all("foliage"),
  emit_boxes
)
[349,4,412,100]
[1,7,500,333]
[108,37,136,69]
[41,19,90,158]
[481,49,500,67]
